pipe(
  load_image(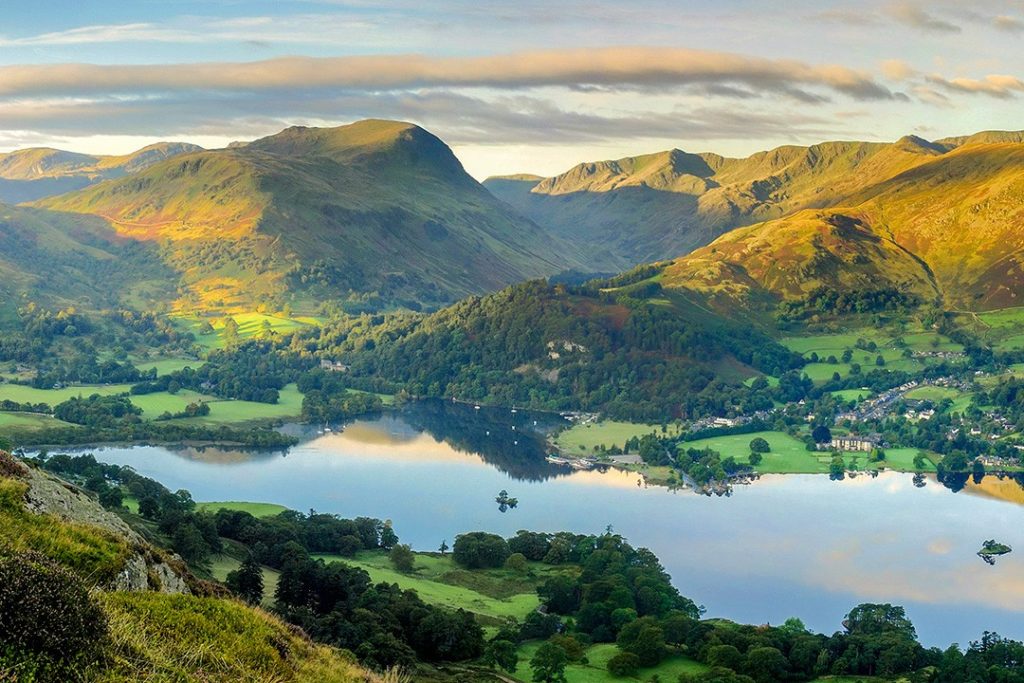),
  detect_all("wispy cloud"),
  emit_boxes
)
[885,1,962,32]
[926,72,1024,97]
[0,48,897,102]
[993,14,1024,32]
